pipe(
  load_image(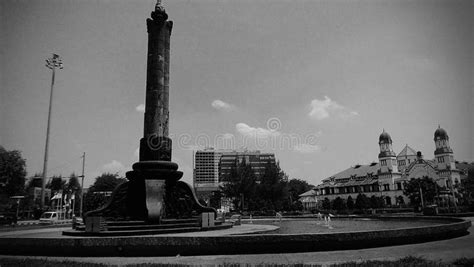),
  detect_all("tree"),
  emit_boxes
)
[83,173,127,213]
[83,192,108,213]
[66,173,81,214]
[47,175,66,192]
[322,197,331,210]
[346,196,354,210]
[403,176,440,207]
[67,173,81,192]
[220,160,257,211]
[397,196,405,206]
[89,173,126,193]
[22,174,44,216]
[332,197,345,211]
[256,162,288,211]
[209,190,222,209]
[370,195,385,209]
[355,193,370,210]
[287,178,313,209]
[460,168,474,206]
[26,173,43,189]
[0,147,27,197]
